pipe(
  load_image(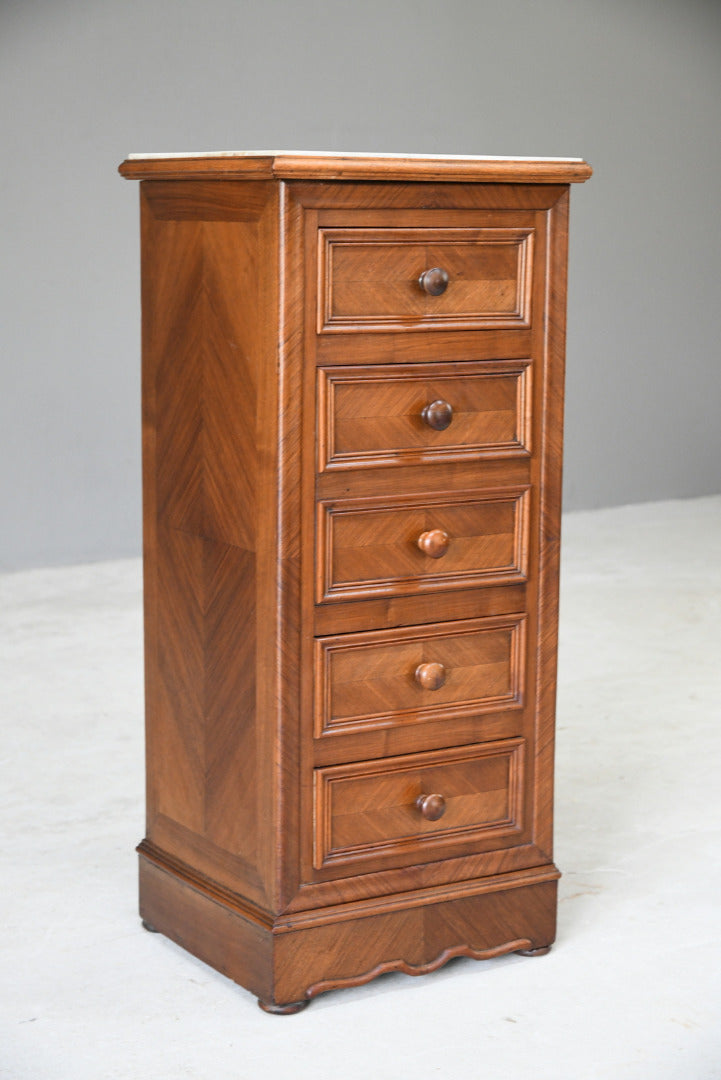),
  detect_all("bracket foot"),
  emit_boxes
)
[258,998,309,1015]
